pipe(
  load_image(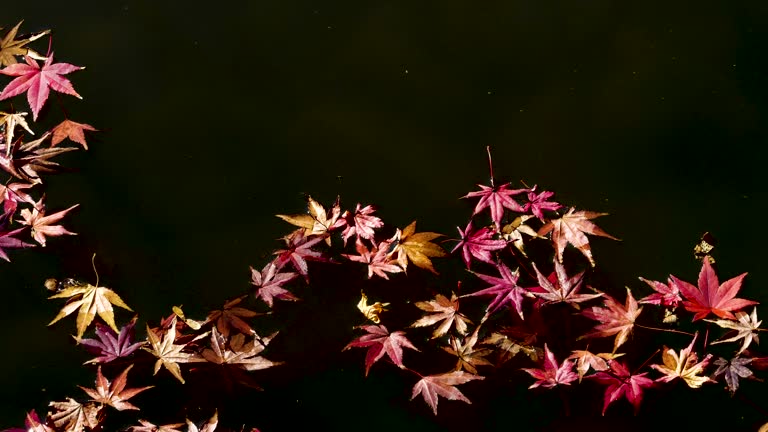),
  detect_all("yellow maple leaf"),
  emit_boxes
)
[391,221,446,274]
[276,195,341,246]
[650,333,713,388]
[357,291,389,324]
[48,281,133,339]
[0,21,49,67]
